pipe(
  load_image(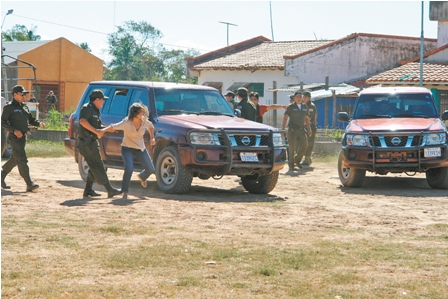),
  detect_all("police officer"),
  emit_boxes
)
[223,91,237,110]
[234,87,257,121]
[282,90,311,171]
[77,89,121,198]
[302,91,317,166]
[1,85,45,191]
